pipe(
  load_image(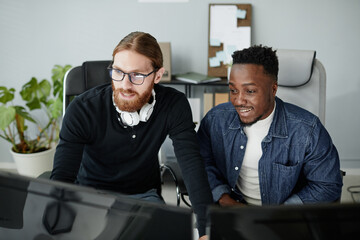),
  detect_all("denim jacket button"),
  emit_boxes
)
[240,145,244,149]
[235,166,239,170]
